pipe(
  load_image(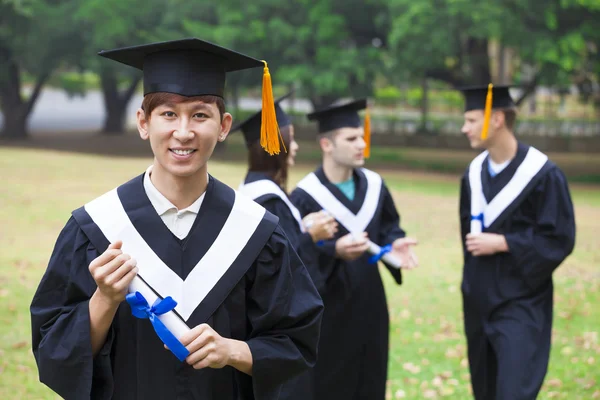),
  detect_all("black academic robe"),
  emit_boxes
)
[241,172,315,268]
[30,173,323,400]
[240,171,321,400]
[459,143,576,400]
[290,167,406,400]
